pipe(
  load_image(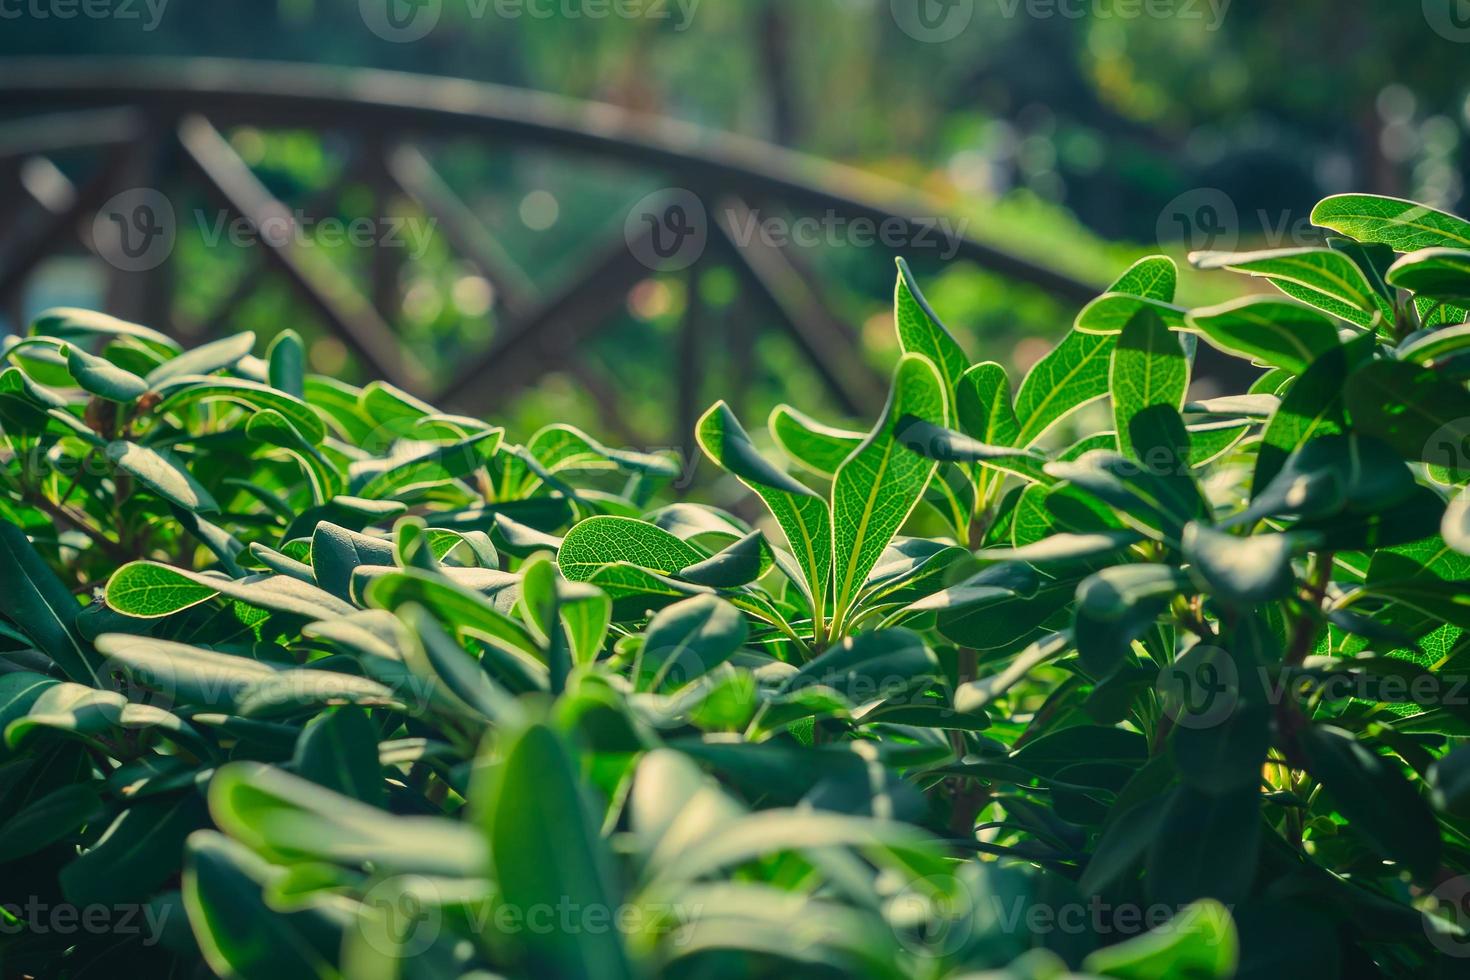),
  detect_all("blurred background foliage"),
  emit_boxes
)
[6,0,1470,446]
